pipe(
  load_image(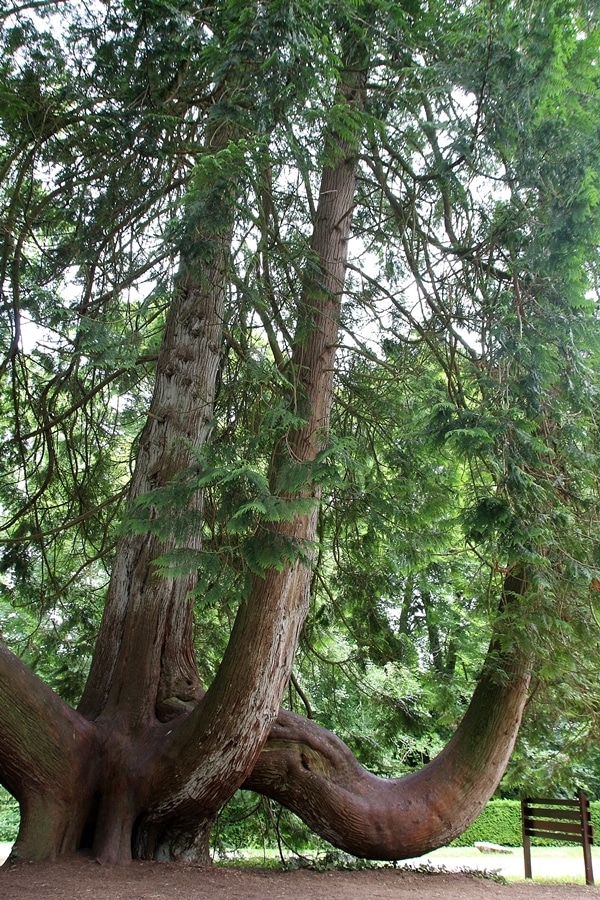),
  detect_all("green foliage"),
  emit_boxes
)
[1,0,600,811]
[212,793,319,859]
[125,449,320,580]
[0,787,18,842]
